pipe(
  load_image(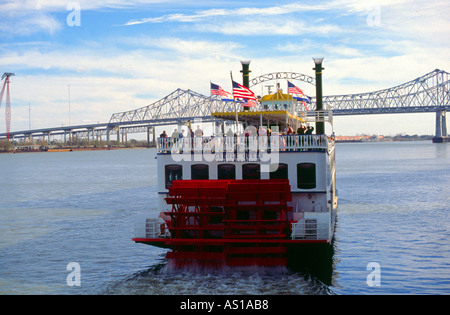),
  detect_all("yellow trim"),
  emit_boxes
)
[211,110,305,123]
[260,89,293,102]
